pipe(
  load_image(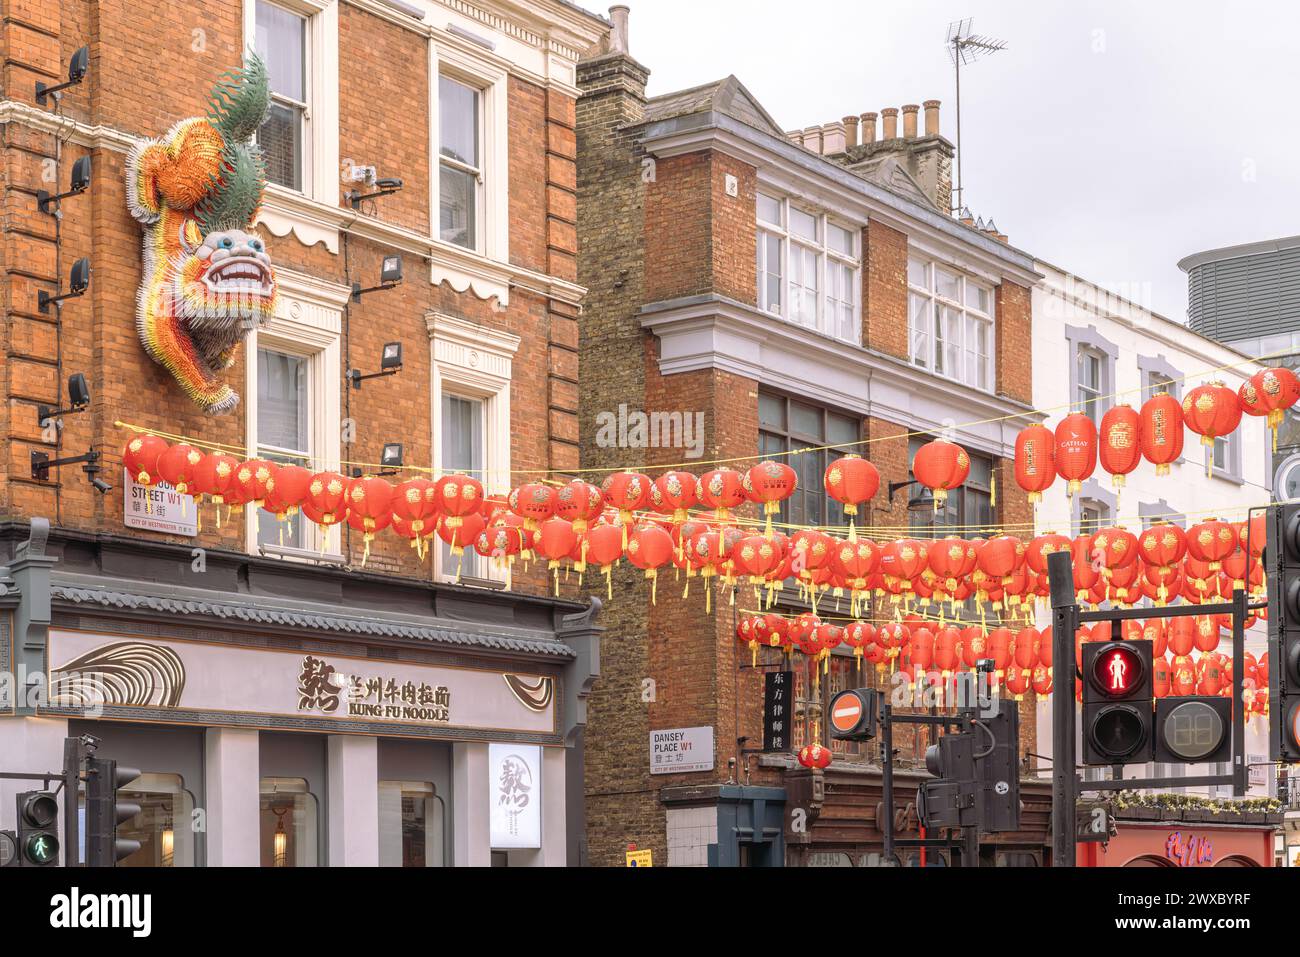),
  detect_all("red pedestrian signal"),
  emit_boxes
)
[1082,640,1153,765]
[1091,644,1143,698]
